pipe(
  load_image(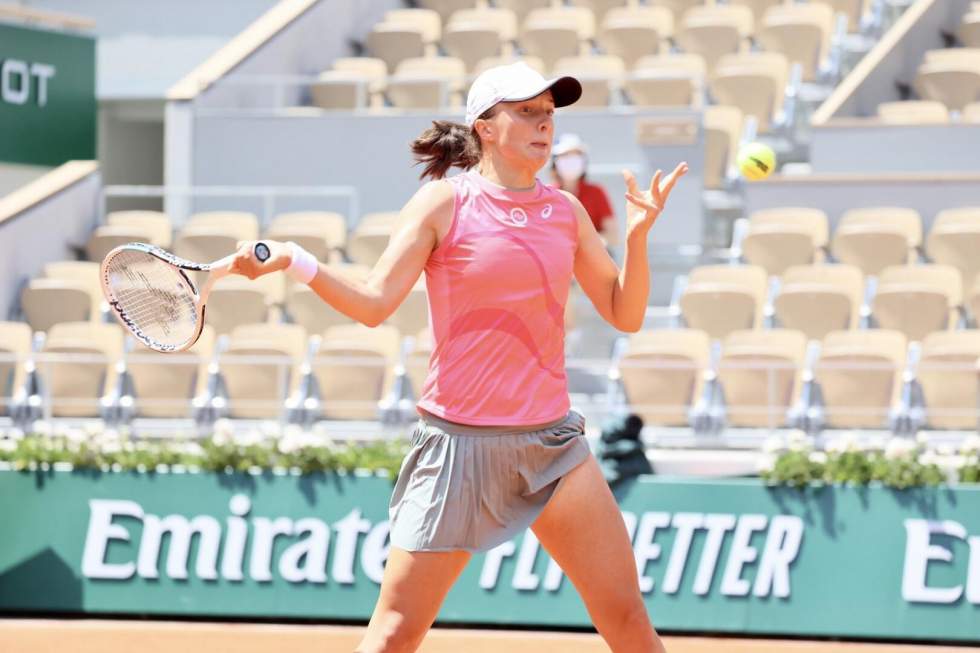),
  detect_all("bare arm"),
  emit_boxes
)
[570,163,688,333]
[230,179,454,327]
